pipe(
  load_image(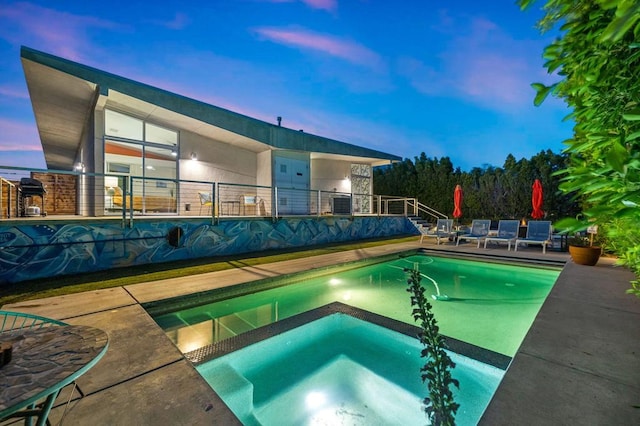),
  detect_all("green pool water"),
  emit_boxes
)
[196,313,505,425]
[152,254,560,357]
